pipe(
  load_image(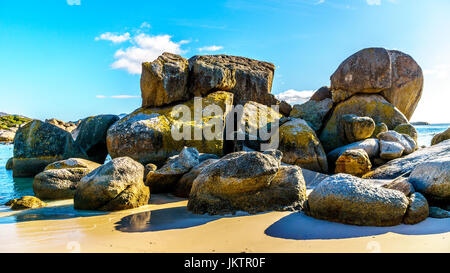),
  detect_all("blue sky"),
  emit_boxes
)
[0,0,449,122]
